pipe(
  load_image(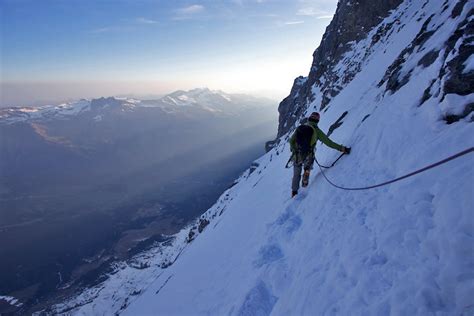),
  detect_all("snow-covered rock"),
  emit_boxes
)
[0,295,23,308]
